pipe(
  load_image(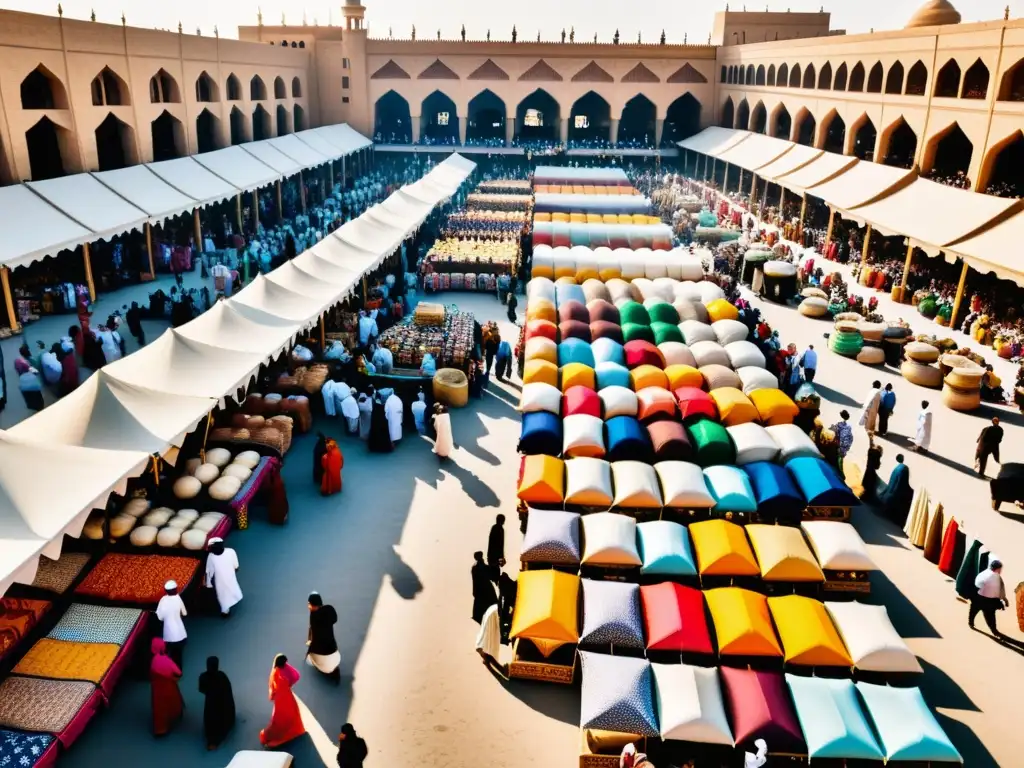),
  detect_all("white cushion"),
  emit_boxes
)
[143,508,174,528]
[562,414,605,459]
[655,461,715,508]
[564,458,614,506]
[652,277,680,302]
[205,447,233,468]
[620,260,645,280]
[763,260,796,277]
[766,424,822,462]
[184,458,202,476]
[109,514,137,538]
[690,340,731,368]
[519,382,562,414]
[175,509,200,522]
[528,277,556,303]
[580,512,641,566]
[165,515,193,530]
[234,450,261,469]
[222,464,253,483]
[122,498,151,518]
[677,258,706,282]
[209,475,242,501]
[156,527,183,548]
[673,281,703,303]
[680,320,716,345]
[738,367,779,395]
[598,386,639,419]
[194,463,221,485]
[611,461,663,508]
[658,342,697,368]
[726,340,766,369]
[633,278,658,301]
[129,525,159,547]
[727,423,780,465]
[180,528,210,551]
[698,282,726,304]
[712,319,749,346]
[191,517,220,533]
[173,475,202,500]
